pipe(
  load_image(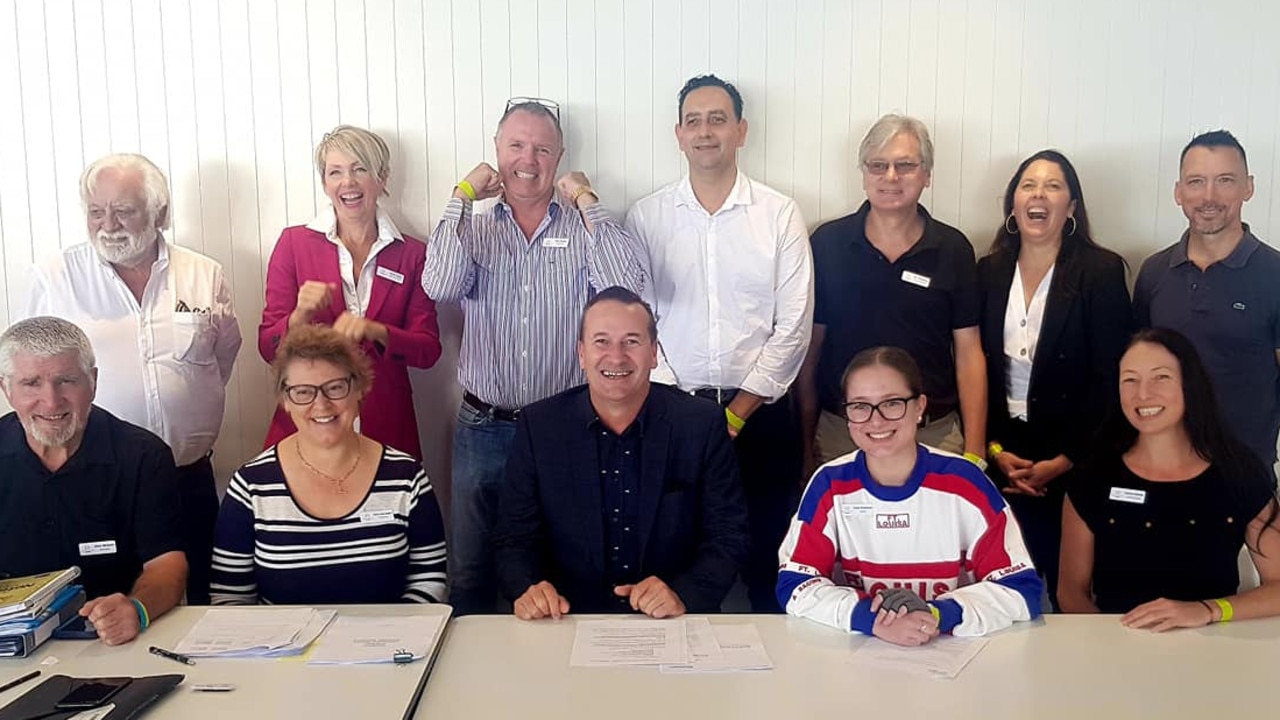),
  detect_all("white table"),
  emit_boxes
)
[0,604,452,719]
[417,613,1280,718]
